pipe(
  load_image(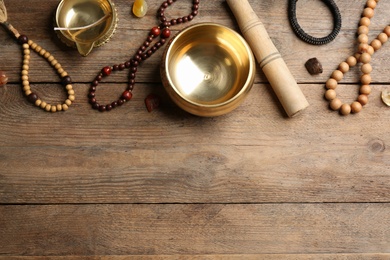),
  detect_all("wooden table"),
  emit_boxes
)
[1,0,390,258]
